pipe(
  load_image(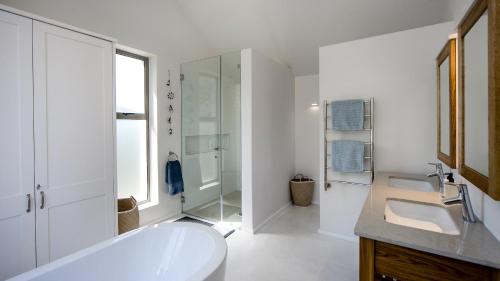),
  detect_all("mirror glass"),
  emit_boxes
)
[439,57,450,155]
[464,12,488,176]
